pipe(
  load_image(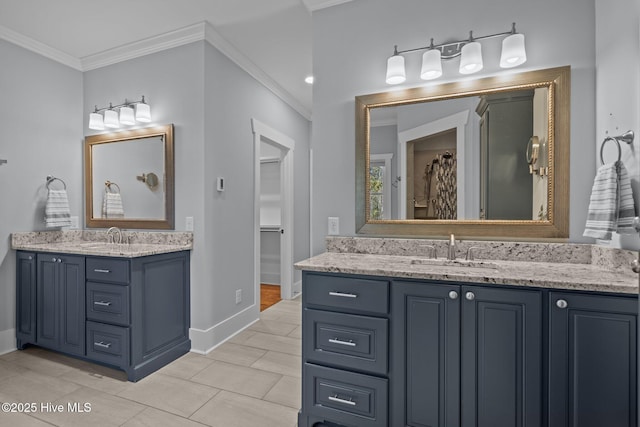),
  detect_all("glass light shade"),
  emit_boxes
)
[386,54,406,85]
[135,102,151,122]
[88,112,105,130]
[459,41,483,74]
[500,33,526,68]
[420,49,442,80]
[119,106,136,125]
[104,109,120,128]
